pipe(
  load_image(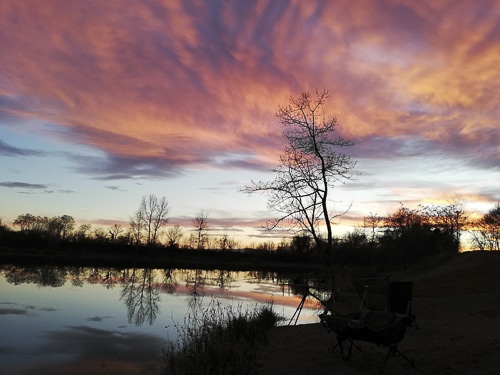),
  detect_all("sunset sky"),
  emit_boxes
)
[1,0,499,245]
